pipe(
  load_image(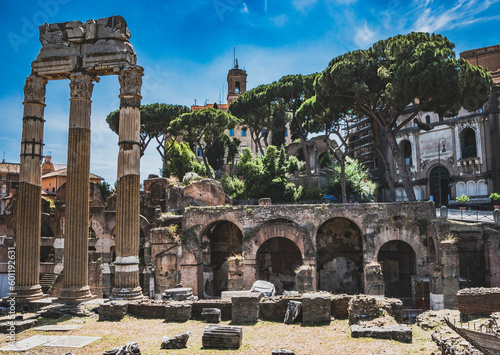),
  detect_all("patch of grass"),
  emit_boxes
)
[0,313,440,354]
